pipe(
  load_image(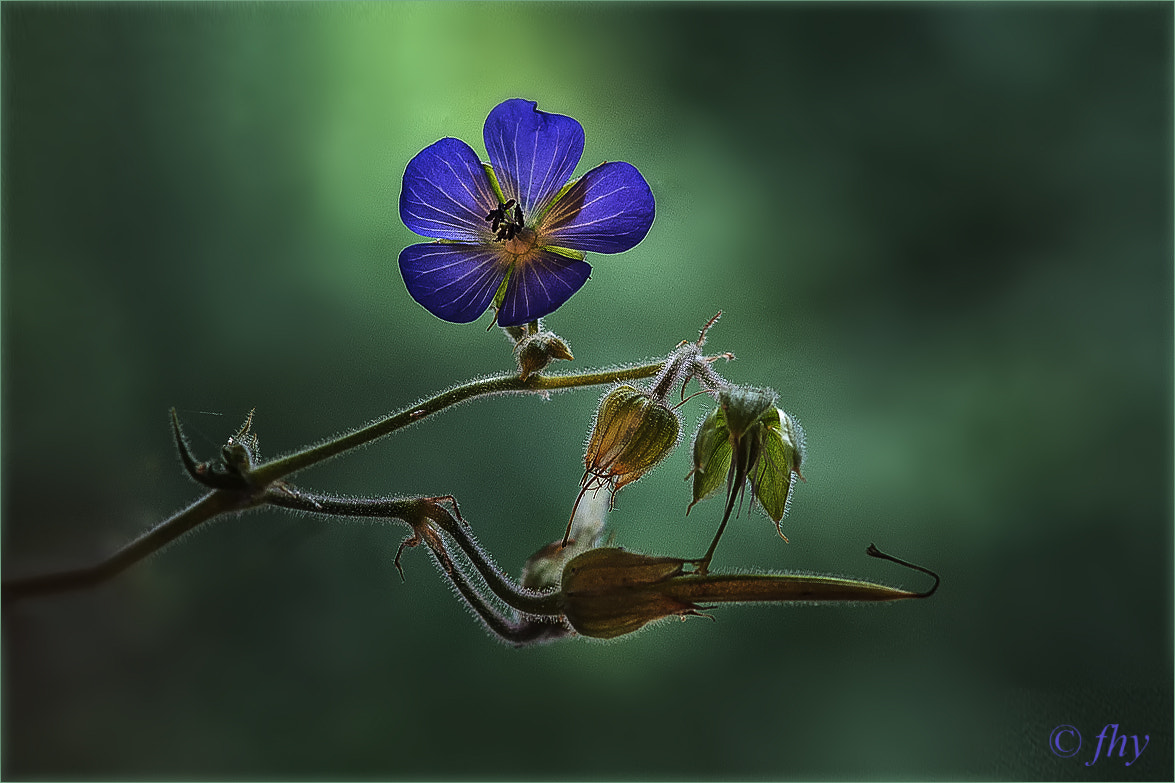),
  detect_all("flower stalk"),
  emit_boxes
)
[2,358,666,604]
[559,544,938,641]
